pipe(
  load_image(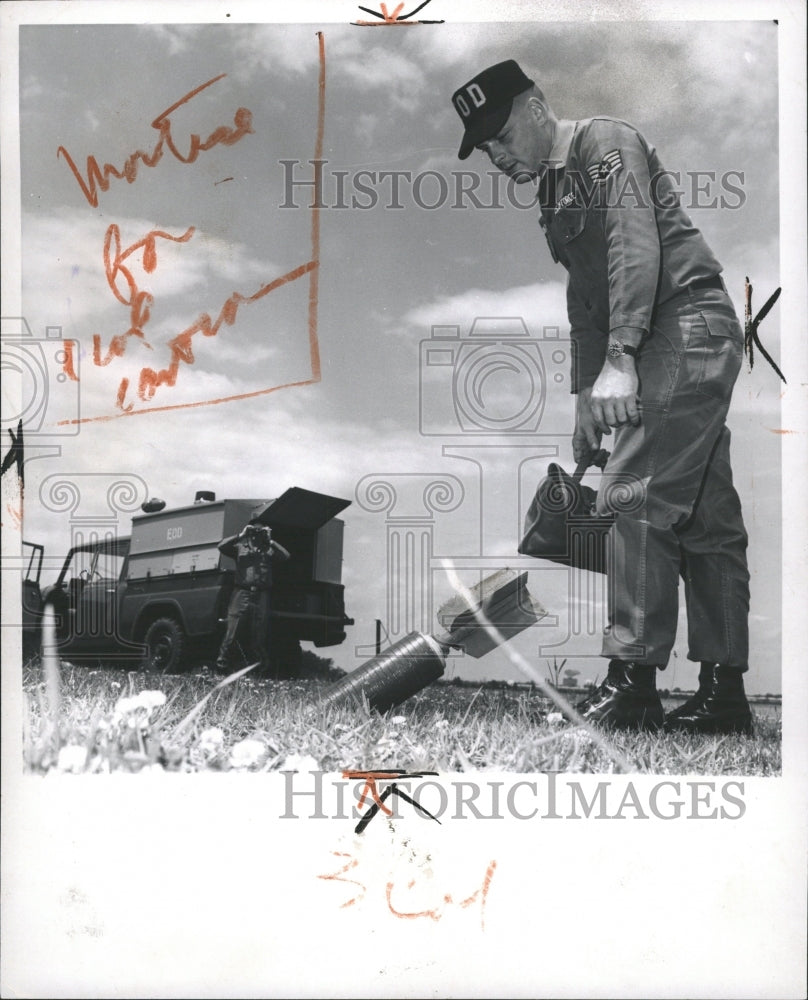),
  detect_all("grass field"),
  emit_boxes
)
[21,654,781,776]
